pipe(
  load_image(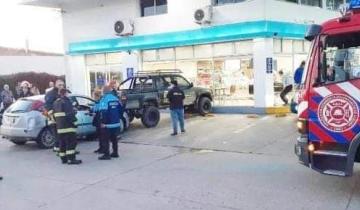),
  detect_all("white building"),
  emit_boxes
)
[22,0,344,110]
